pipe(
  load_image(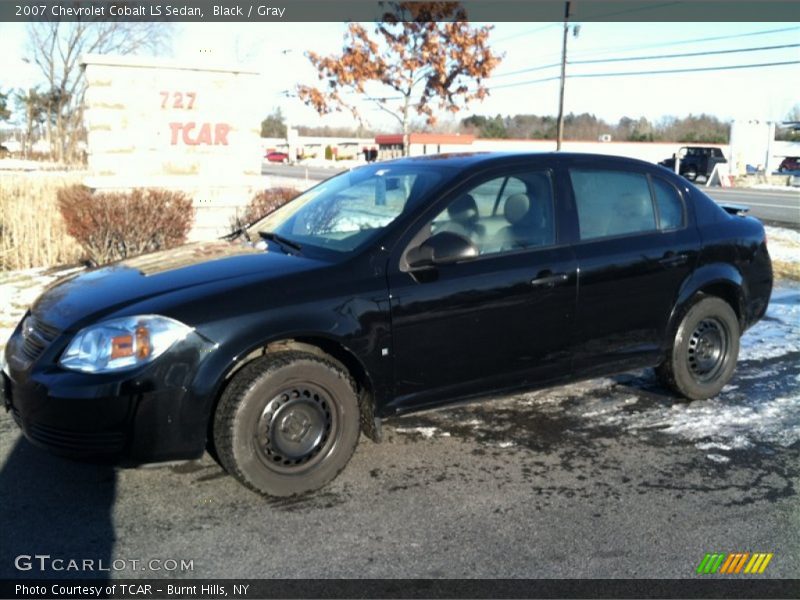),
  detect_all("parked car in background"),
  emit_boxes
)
[265,151,289,163]
[778,156,800,173]
[659,146,727,181]
[3,153,772,497]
